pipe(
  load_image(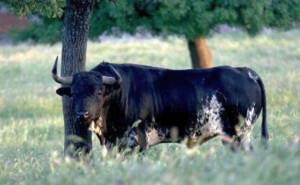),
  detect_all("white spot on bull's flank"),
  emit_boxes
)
[189,95,224,146]
[201,95,223,126]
